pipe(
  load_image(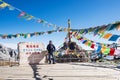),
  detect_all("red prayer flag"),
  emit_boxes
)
[33,45,35,48]
[19,12,26,17]
[30,45,32,48]
[36,45,39,48]
[109,48,115,56]
[91,44,95,49]
[78,37,83,40]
